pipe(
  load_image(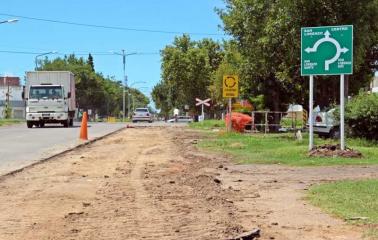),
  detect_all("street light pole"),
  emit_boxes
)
[0,19,18,24]
[129,81,147,112]
[35,51,57,70]
[110,50,137,122]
